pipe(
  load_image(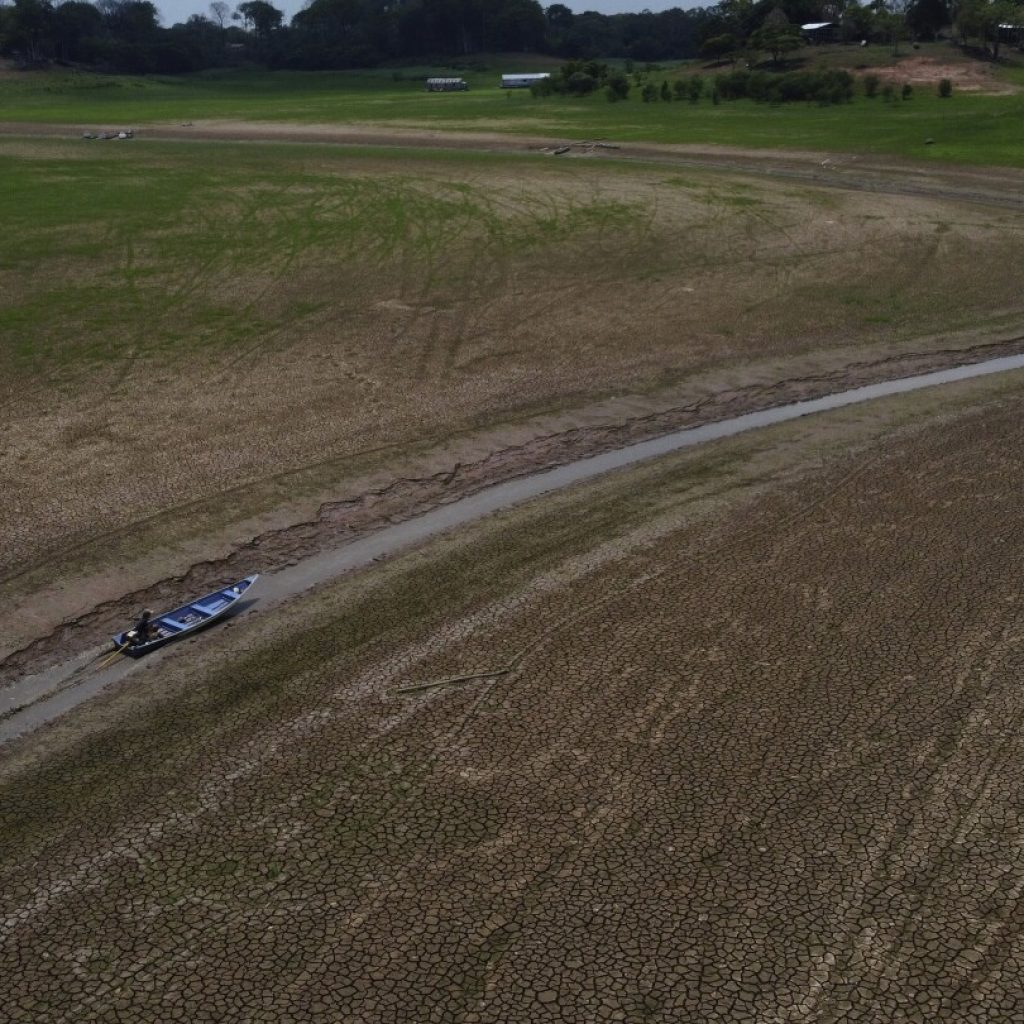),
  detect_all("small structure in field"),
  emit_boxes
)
[501,73,551,89]
[801,21,837,42]
[999,22,1024,45]
[426,78,468,92]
